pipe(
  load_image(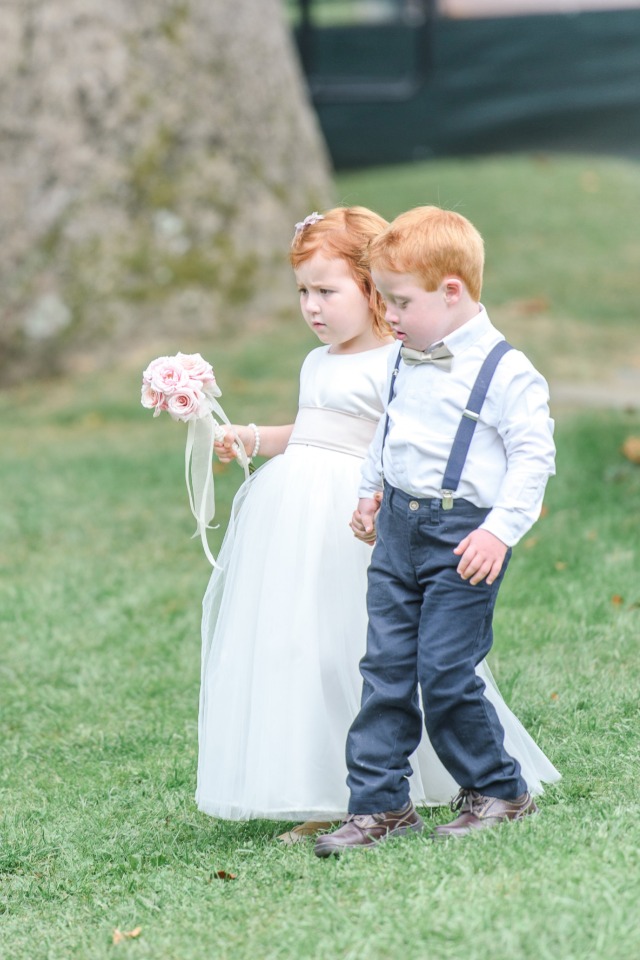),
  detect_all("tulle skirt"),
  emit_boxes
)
[196,444,559,820]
